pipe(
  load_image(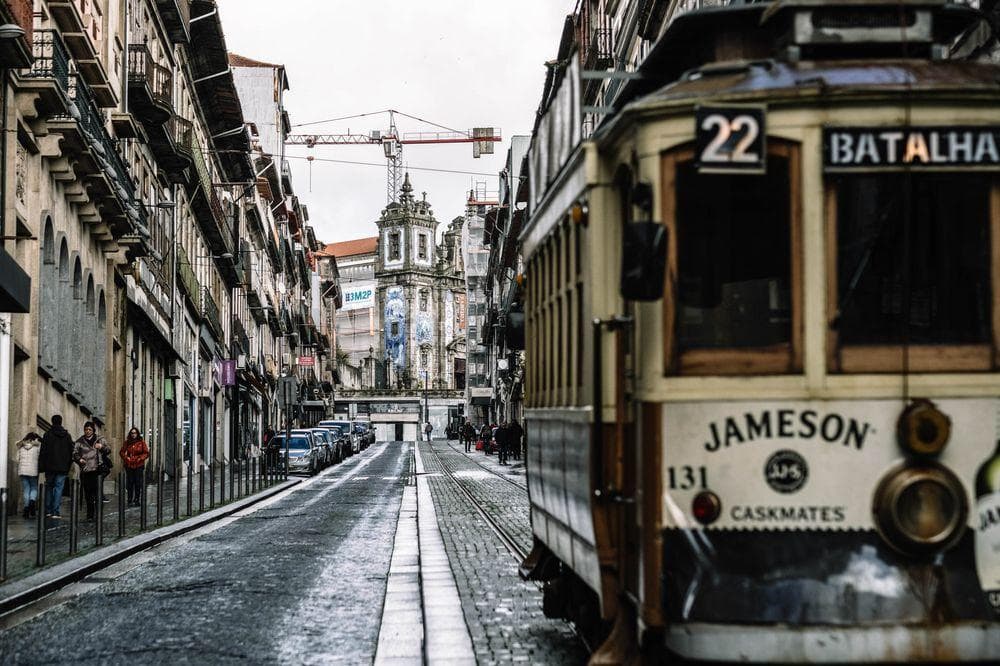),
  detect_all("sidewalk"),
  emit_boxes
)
[3,459,281,583]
